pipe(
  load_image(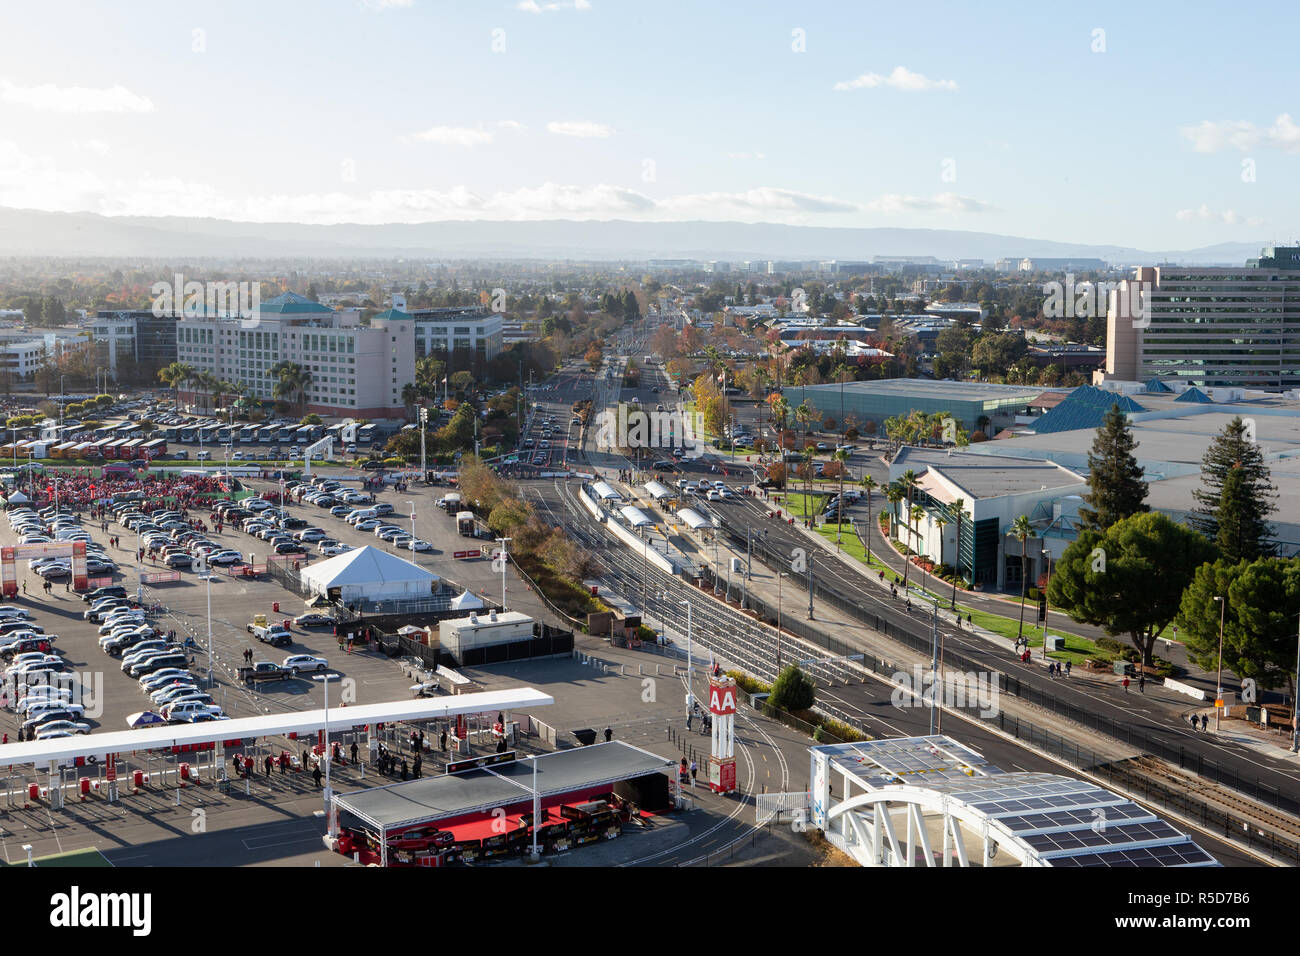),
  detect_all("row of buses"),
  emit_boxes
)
[1,437,169,461]
[158,421,375,447]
